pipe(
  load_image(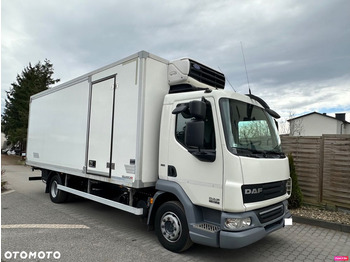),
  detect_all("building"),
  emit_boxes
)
[1,133,8,150]
[288,112,350,136]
